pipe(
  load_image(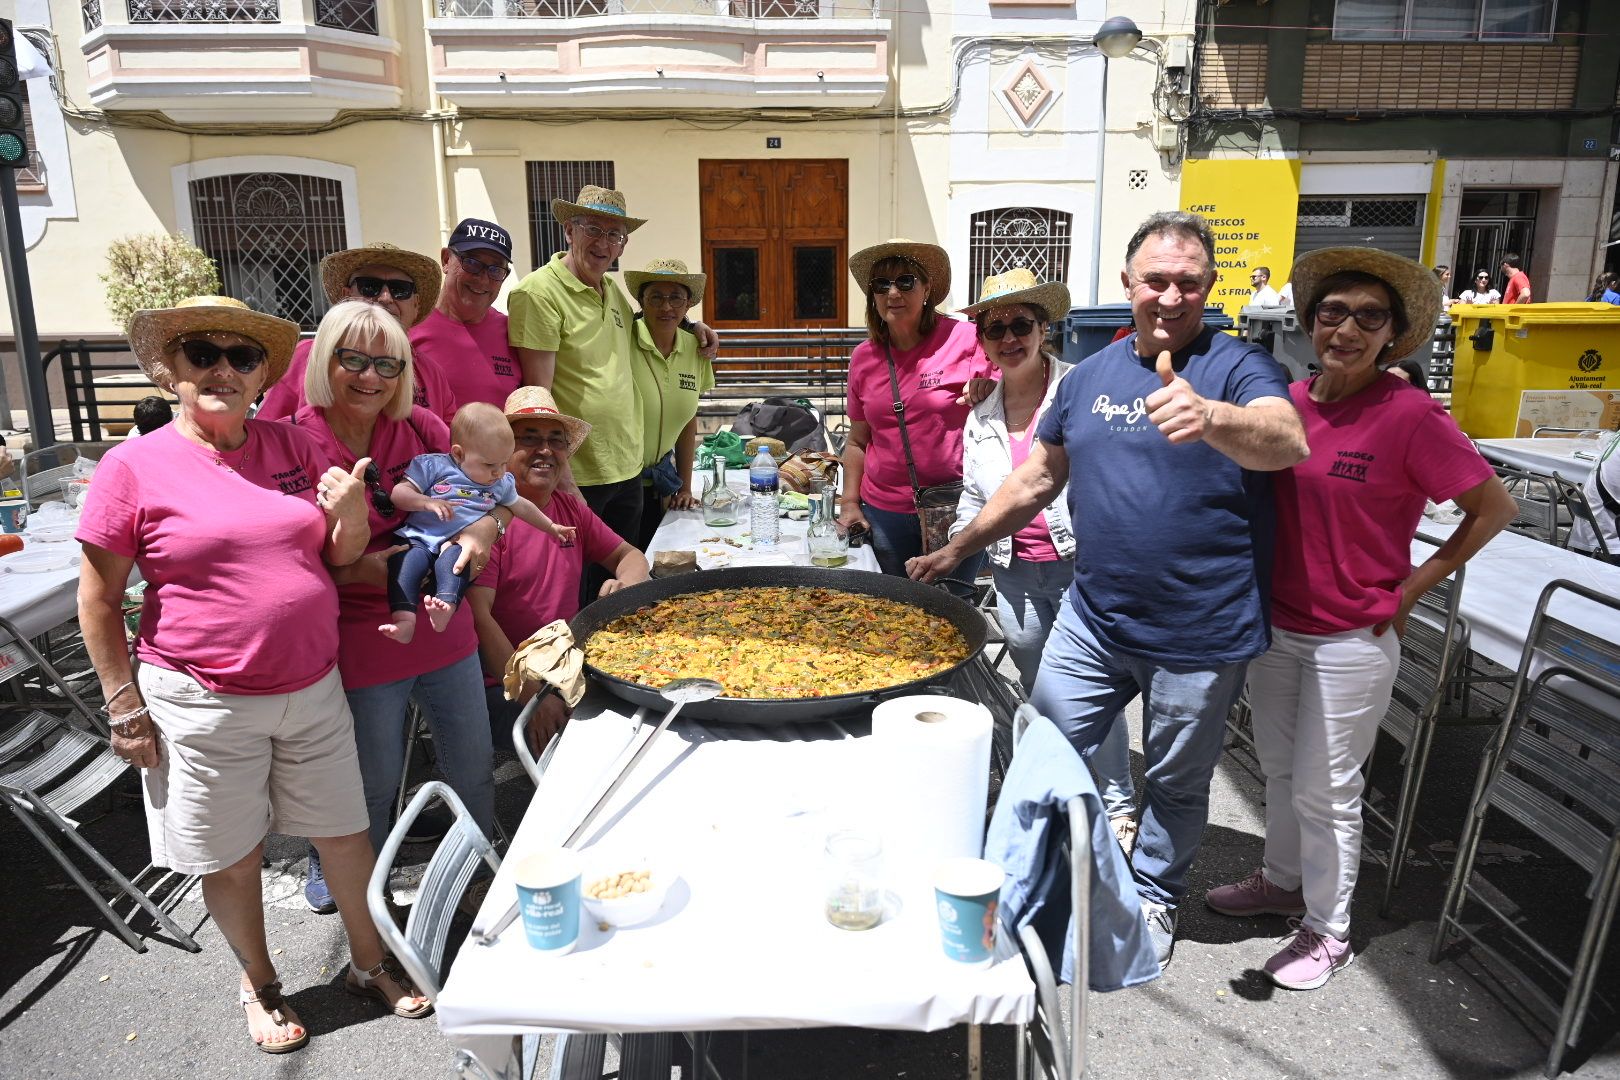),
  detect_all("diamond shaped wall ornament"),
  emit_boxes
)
[996,55,1058,128]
